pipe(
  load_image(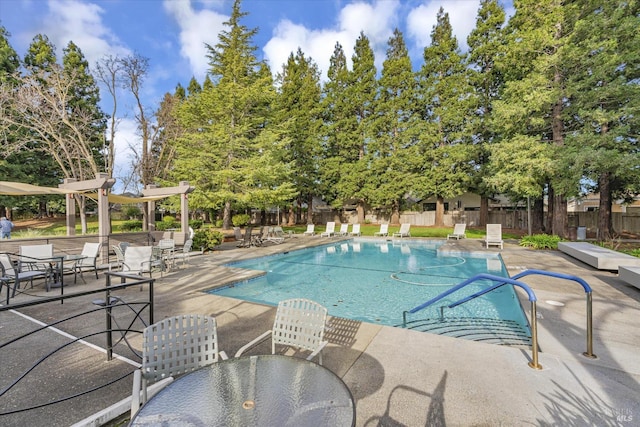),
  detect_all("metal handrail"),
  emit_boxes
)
[403,273,543,370]
[0,274,154,416]
[511,269,596,359]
